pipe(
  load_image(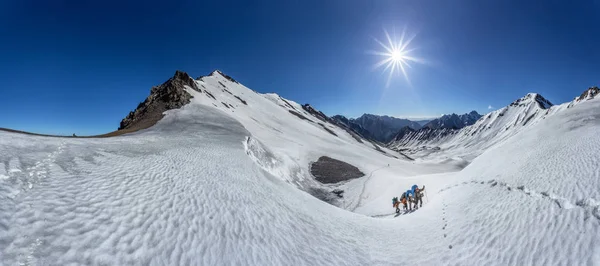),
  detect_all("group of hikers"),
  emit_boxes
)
[392,184,426,214]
